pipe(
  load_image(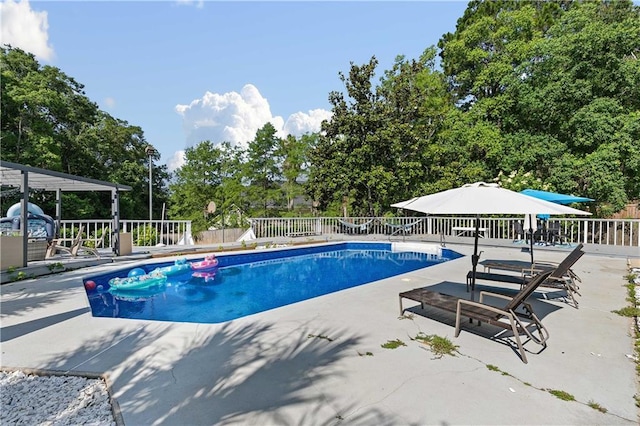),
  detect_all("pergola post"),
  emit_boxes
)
[20,171,29,267]
[112,189,121,256]
[55,188,62,237]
